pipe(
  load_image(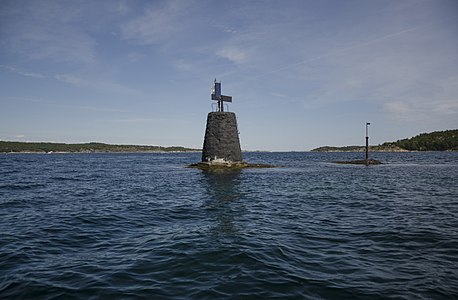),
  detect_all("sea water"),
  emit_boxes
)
[1,152,457,299]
